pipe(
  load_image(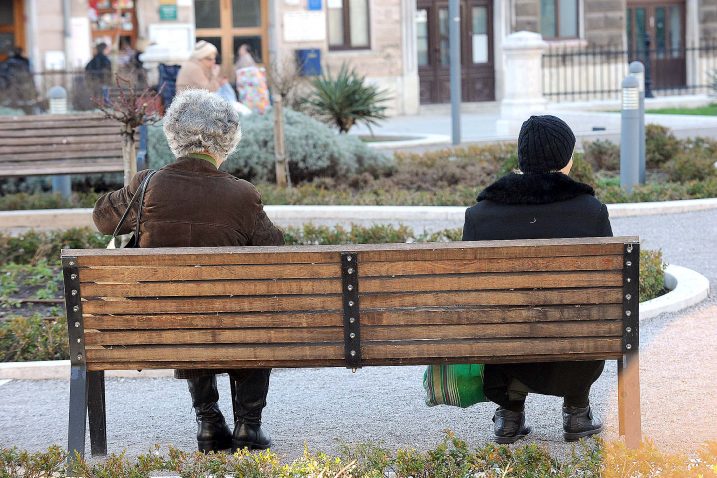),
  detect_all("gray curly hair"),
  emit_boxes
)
[163,89,242,161]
